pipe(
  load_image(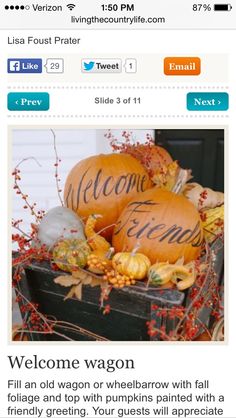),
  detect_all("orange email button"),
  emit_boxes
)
[164,57,201,76]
